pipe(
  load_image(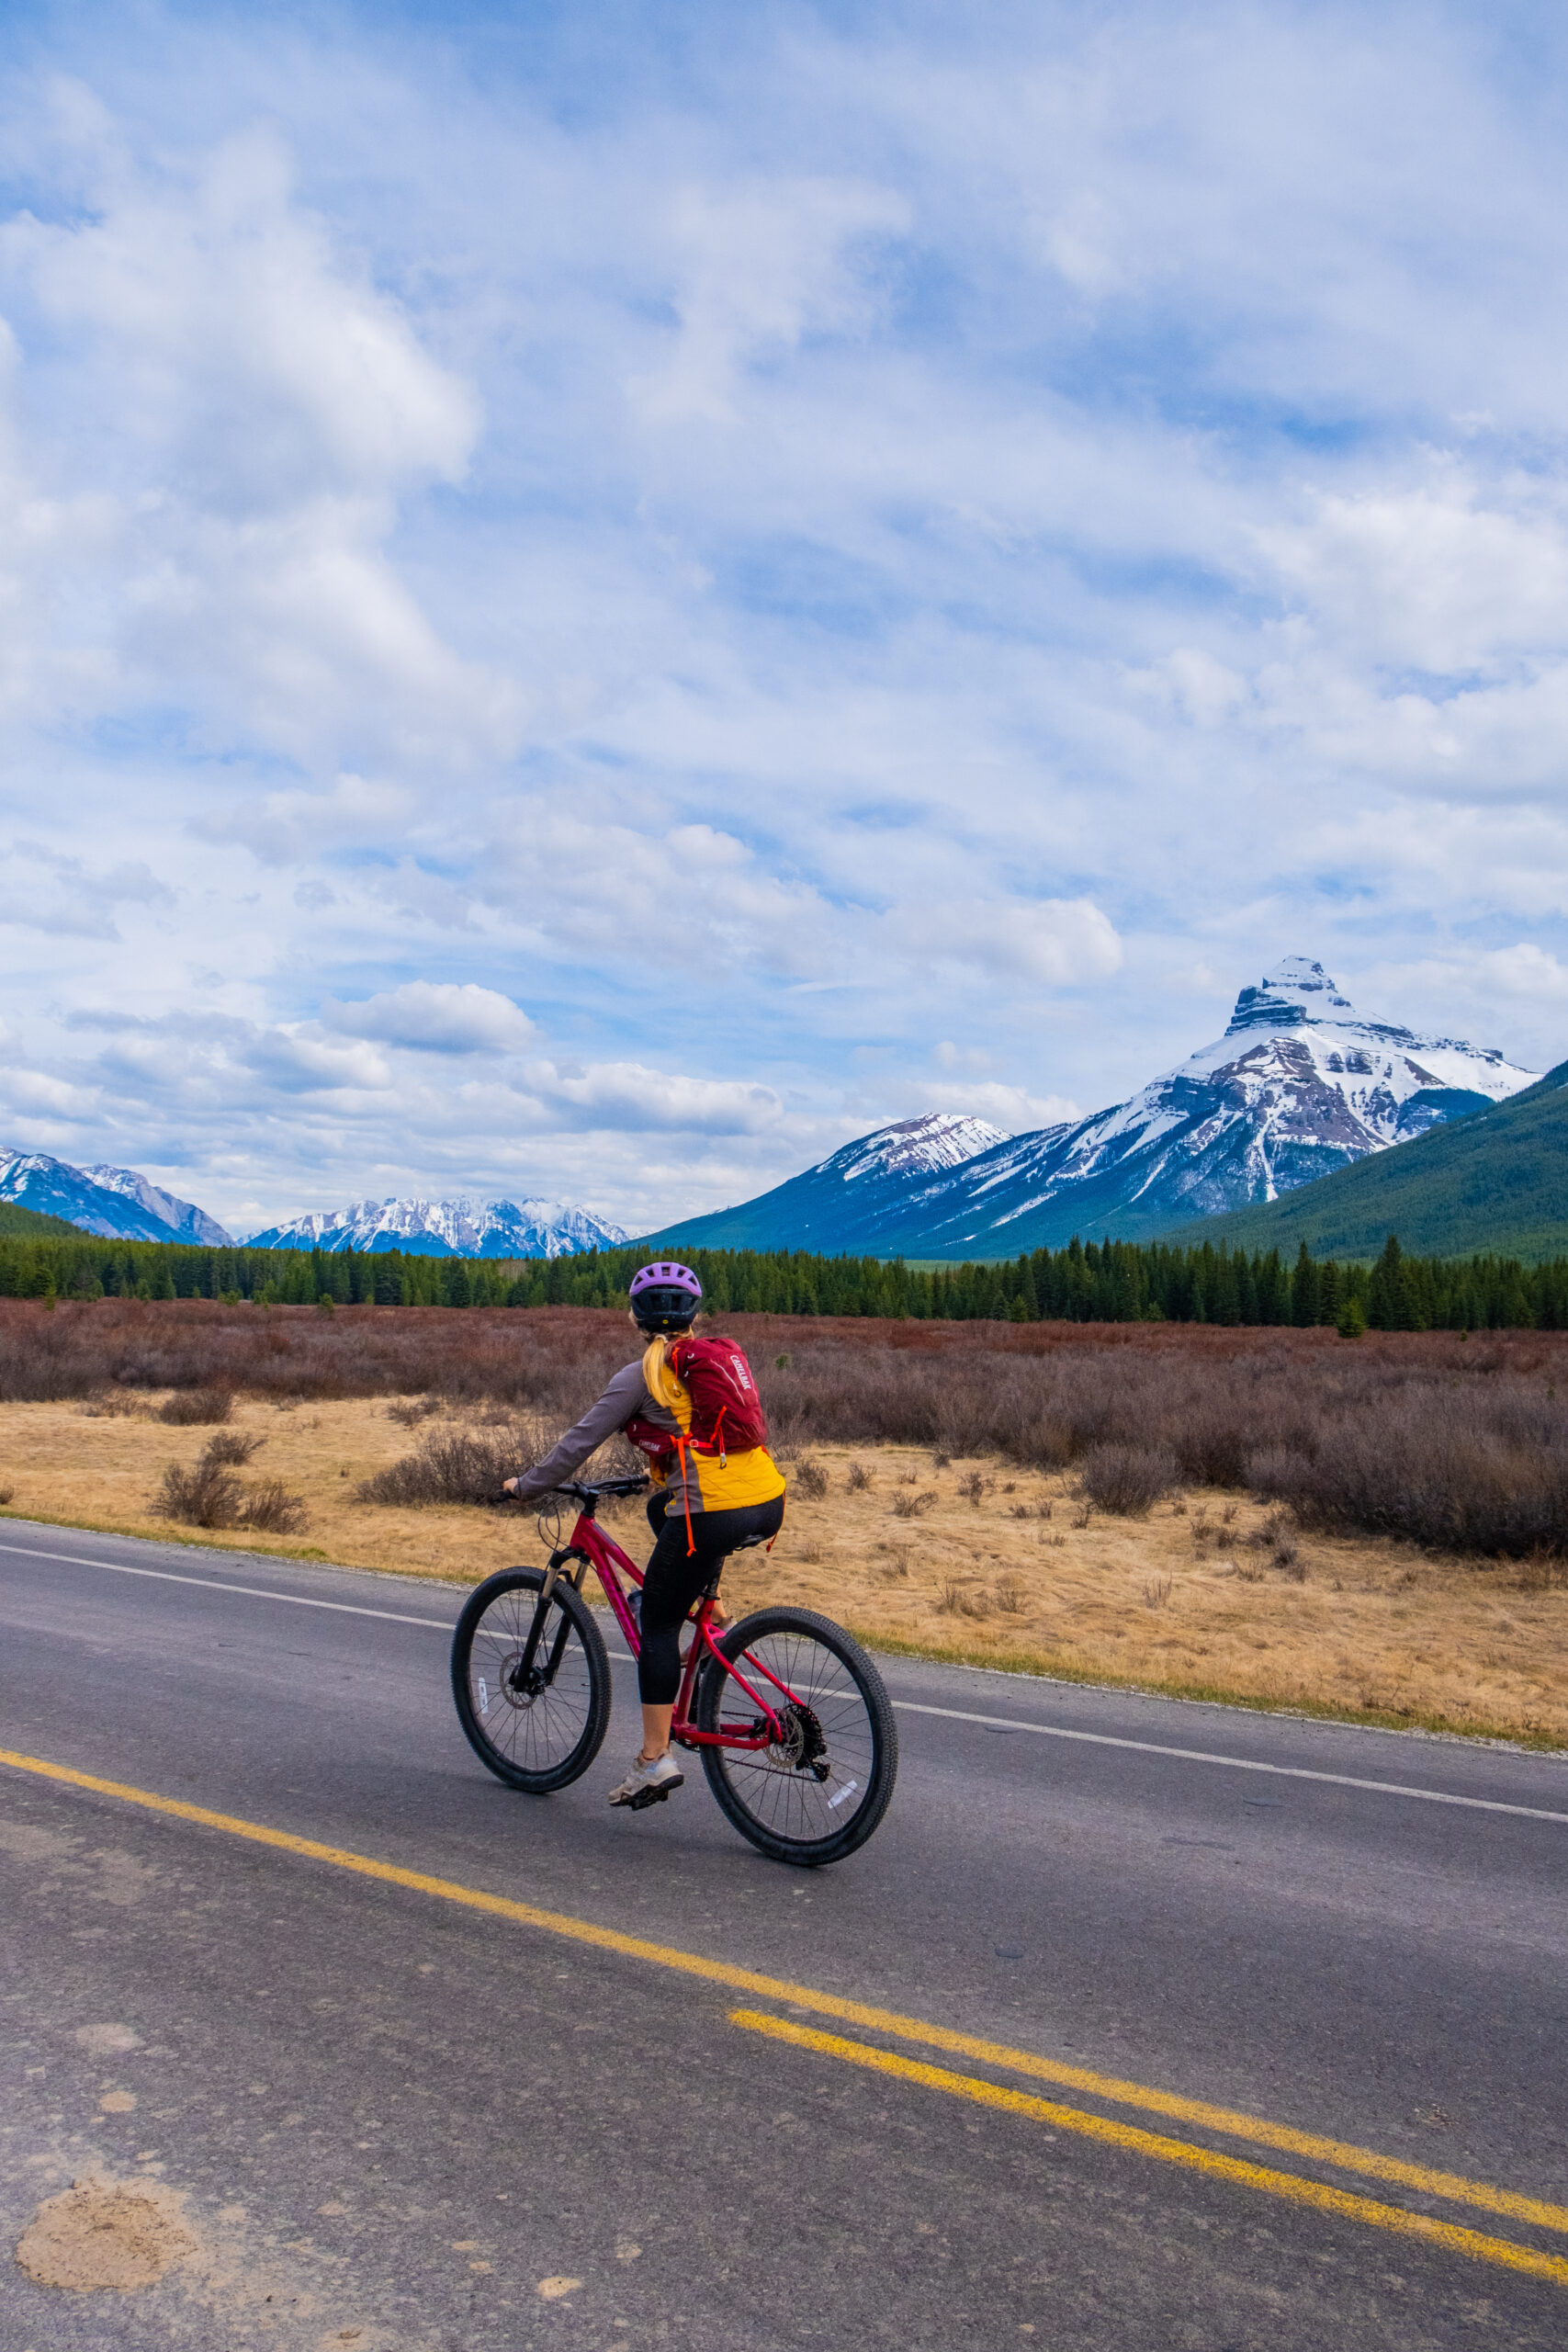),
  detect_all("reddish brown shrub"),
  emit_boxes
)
[358,1427,531,1508]
[156,1386,232,1425]
[13,1299,1568,1555]
[1078,1442,1178,1516]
